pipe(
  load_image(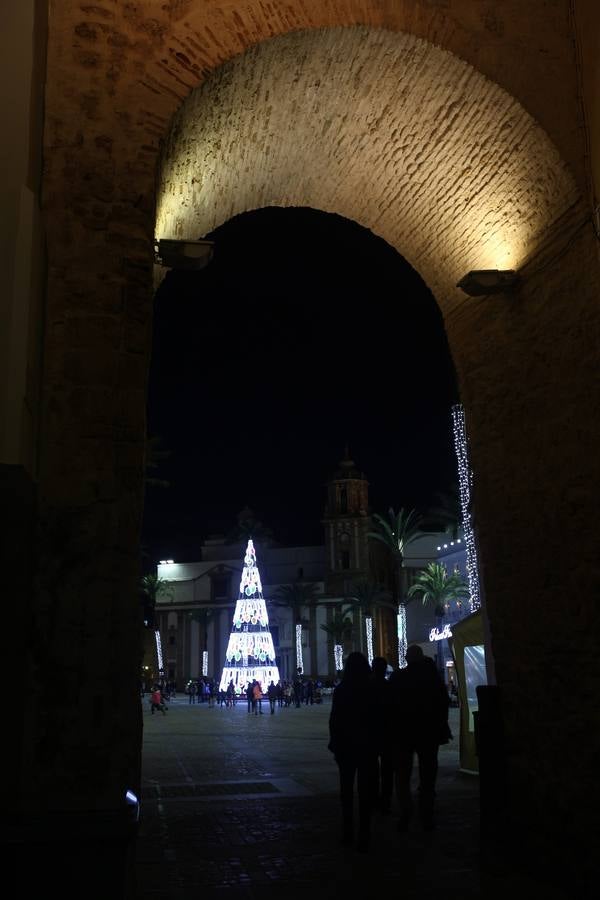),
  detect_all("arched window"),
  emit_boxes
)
[339,532,351,570]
